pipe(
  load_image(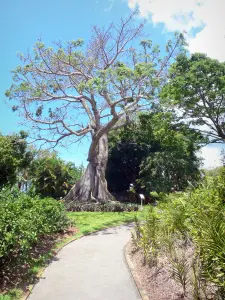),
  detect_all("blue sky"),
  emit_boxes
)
[0,0,224,168]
